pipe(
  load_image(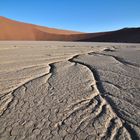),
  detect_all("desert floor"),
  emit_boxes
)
[0,41,140,140]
